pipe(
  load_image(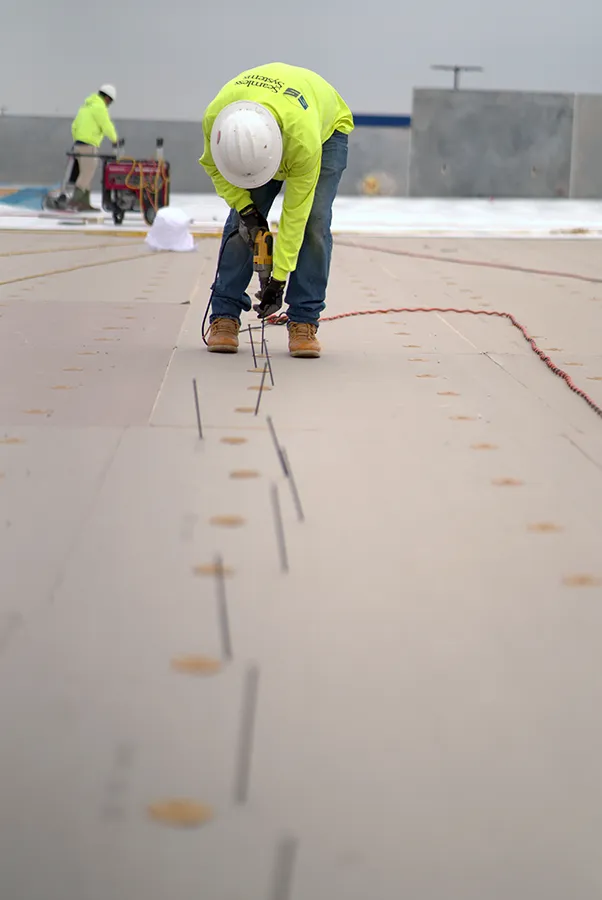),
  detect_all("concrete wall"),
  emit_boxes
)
[0,115,214,194]
[409,89,574,198]
[0,114,410,196]
[570,94,602,199]
[3,93,600,199]
[340,126,410,197]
